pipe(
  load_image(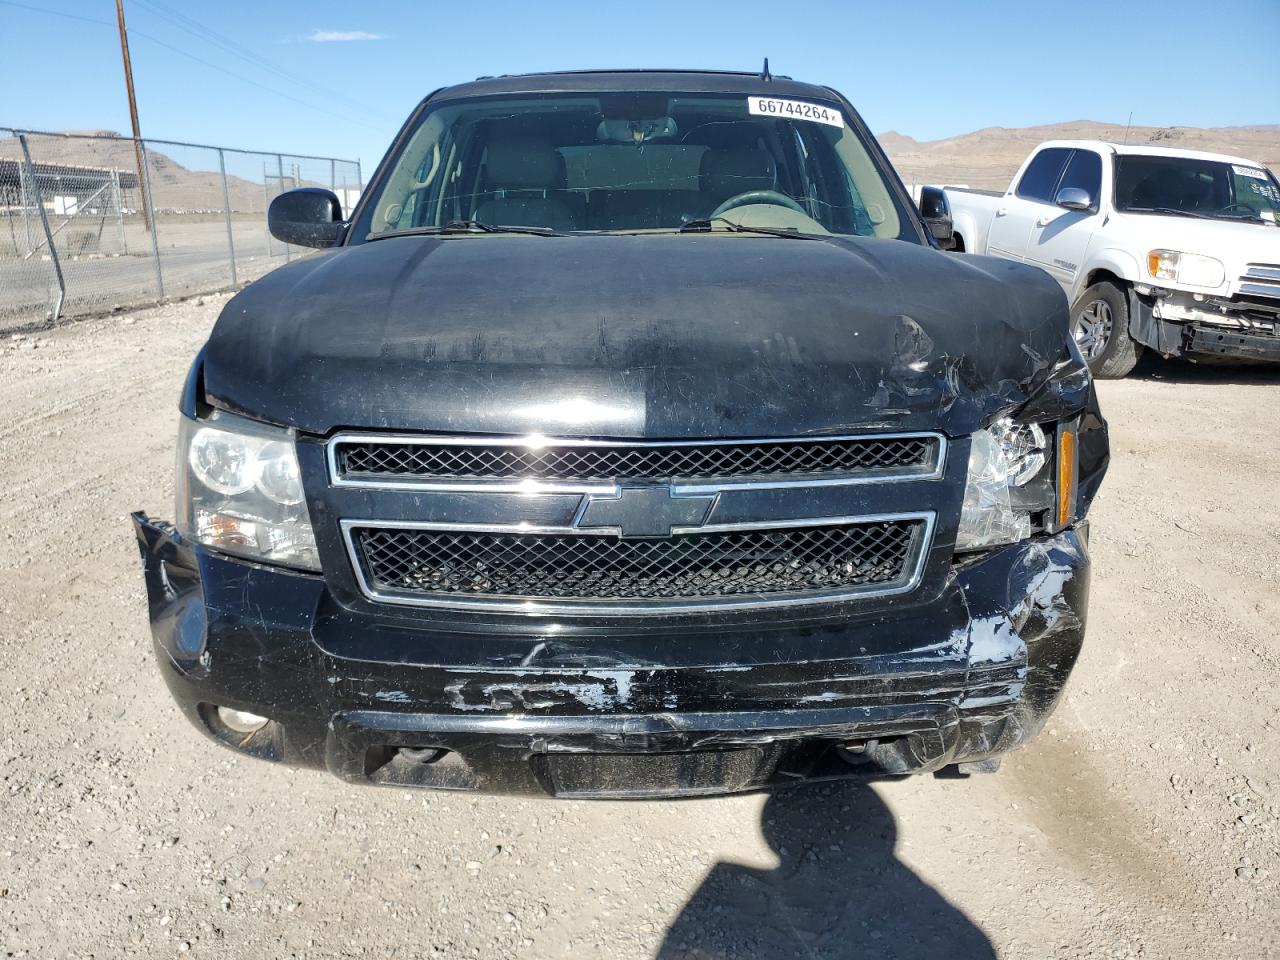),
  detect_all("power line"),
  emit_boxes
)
[0,0,387,132]
[0,0,110,26]
[132,30,387,132]
[129,0,393,120]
